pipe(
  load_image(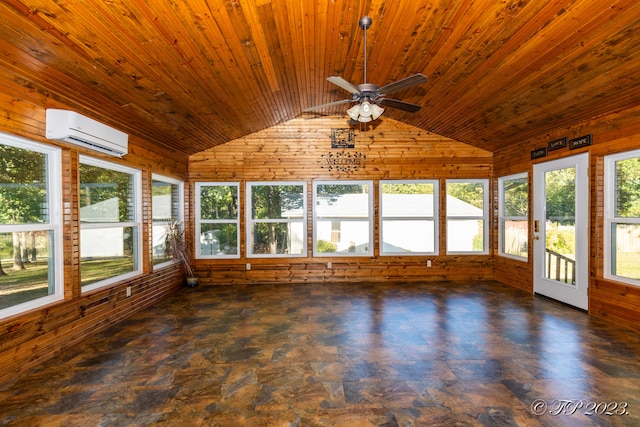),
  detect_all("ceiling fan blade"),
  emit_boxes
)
[378,73,428,96]
[327,76,361,95]
[303,98,353,112]
[377,98,422,113]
